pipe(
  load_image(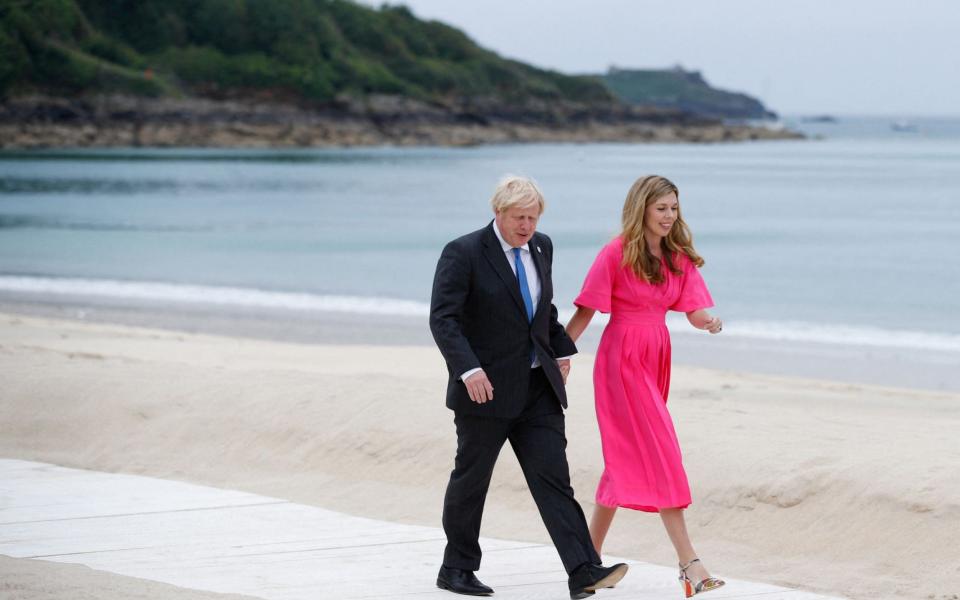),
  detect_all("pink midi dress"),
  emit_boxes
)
[574,237,713,512]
